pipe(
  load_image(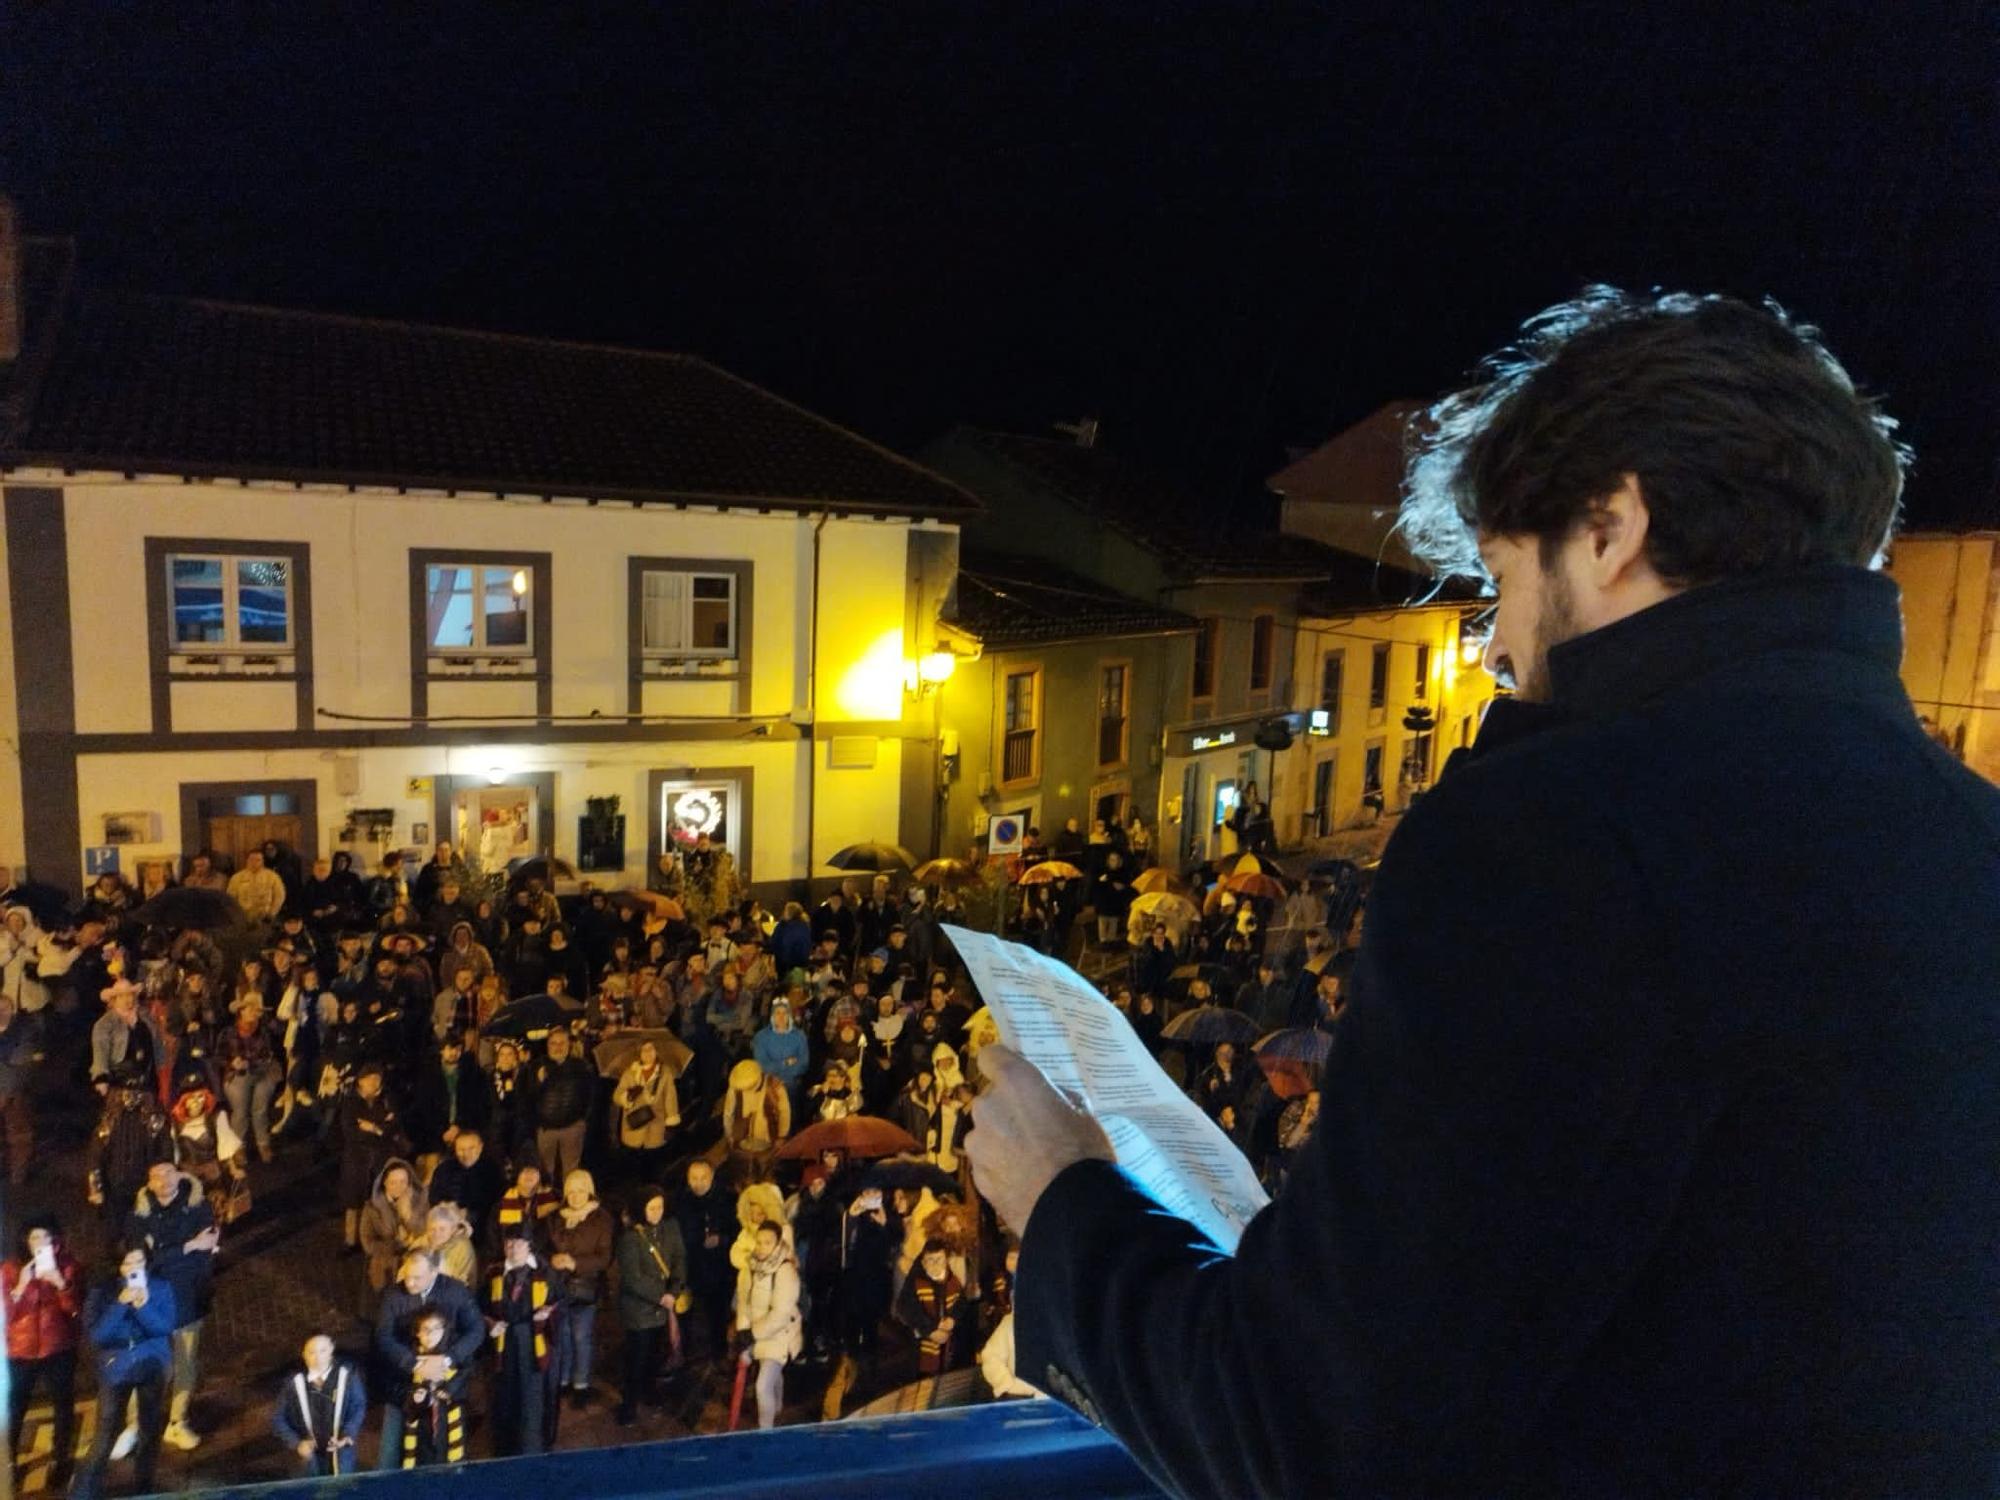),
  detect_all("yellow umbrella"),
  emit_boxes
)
[1018,860,1084,885]
[1131,890,1198,923]
[912,857,983,887]
[1131,868,1185,895]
